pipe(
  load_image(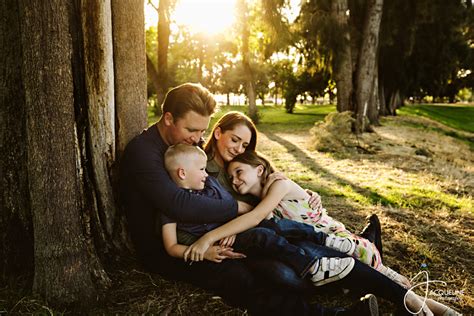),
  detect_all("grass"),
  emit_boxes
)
[4,103,473,314]
[398,103,474,133]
